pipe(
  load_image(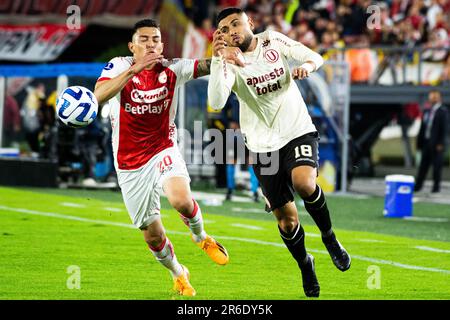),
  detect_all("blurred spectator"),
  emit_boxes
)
[245,5,266,33]
[218,0,246,9]
[21,83,46,155]
[247,0,272,16]
[422,28,450,61]
[183,0,210,27]
[288,23,318,48]
[439,54,450,83]
[38,90,57,159]
[298,0,322,12]
[3,94,21,148]
[394,18,422,46]
[319,31,337,52]
[199,17,214,41]
[199,17,215,57]
[369,2,395,44]
[345,35,374,82]
[390,0,410,22]
[399,102,421,167]
[433,10,450,31]
[406,2,425,33]
[427,0,444,30]
[314,16,329,41]
[336,0,368,44]
[77,117,104,187]
[267,12,291,34]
